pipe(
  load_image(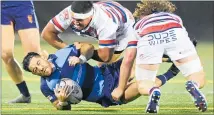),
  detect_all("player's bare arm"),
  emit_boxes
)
[41,22,67,49]
[112,48,137,101]
[68,42,95,66]
[92,48,115,62]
